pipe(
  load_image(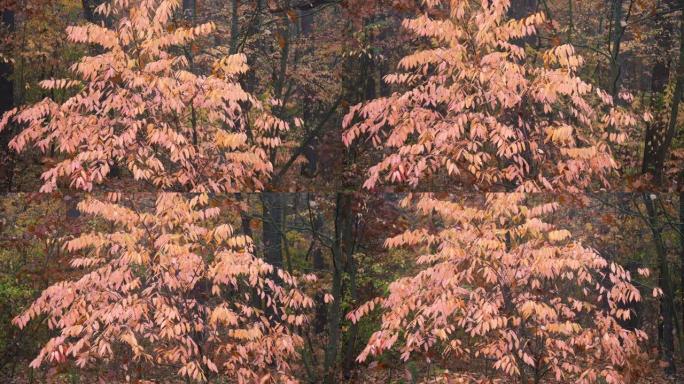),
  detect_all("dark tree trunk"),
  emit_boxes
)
[323,249,342,384]
[323,193,354,384]
[0,10,12,113]
[298,8,320,179]
[309,211,327,334]
[642,60,672,178]
[300,7,314,36]
[642,0,679,184]
[262,193,284,270]
[269,13,290,168]
[312,247,327,334]
[644,194,677,376]
[341,242,359,380]
[652,2,684,184]
[229,0,239,54]
[0,8,15,191]
[244,0,264,94]
[680,191,684,339]
[642,1,674,178]
[608,0,625,97]
[261,193,284,322]
[299,91,318,178]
